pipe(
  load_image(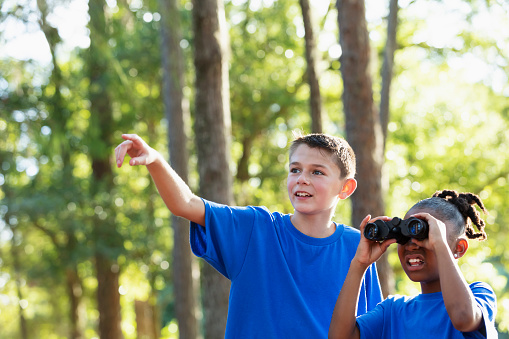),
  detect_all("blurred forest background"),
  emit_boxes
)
[1,0,508,338]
